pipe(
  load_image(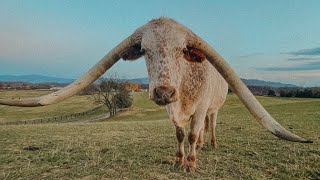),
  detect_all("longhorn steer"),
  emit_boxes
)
[0,17,312,172]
